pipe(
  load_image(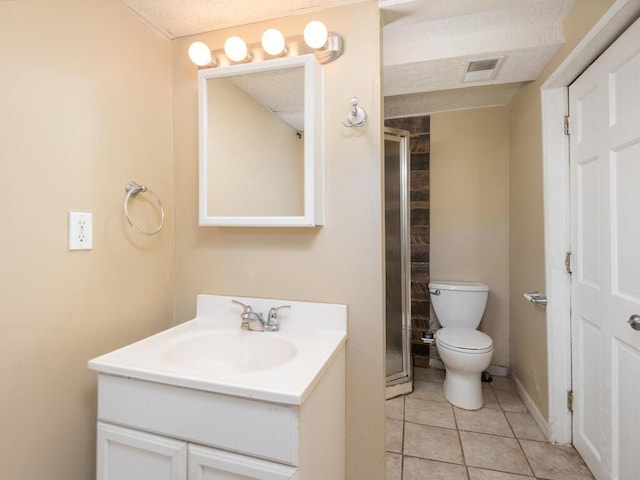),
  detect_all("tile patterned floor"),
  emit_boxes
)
[386,368,594,480]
